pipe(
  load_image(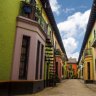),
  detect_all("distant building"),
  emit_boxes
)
[67,58,78,79]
